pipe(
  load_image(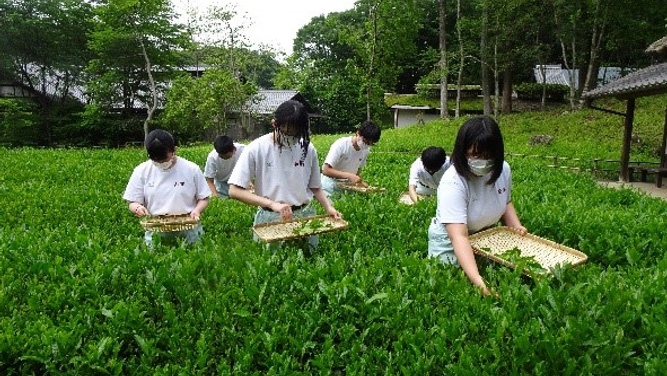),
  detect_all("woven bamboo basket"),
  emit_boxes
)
[252,214,349,243]
[140,214,200,232]
[469,226,587,275]
[336,182,386,193]
[398,191,427,205]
